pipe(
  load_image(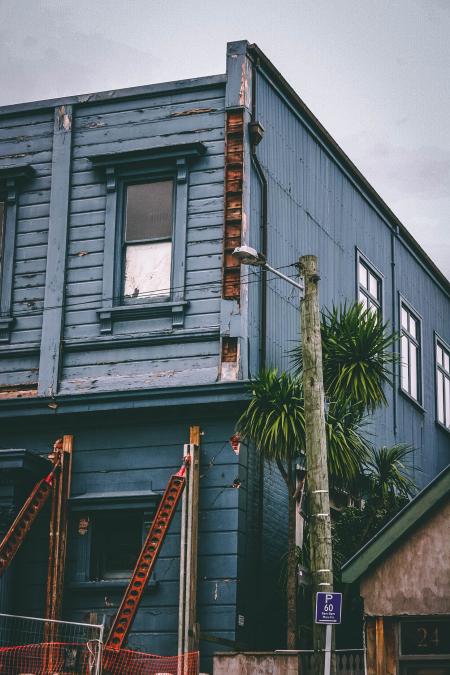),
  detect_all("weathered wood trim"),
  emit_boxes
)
[89,141,206,167]
[0,343,40,356]
[171,159,188,327]
[97,300,190,334]
[38,105,73,396]
[63,327,219,352]
[0,168,35,343]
